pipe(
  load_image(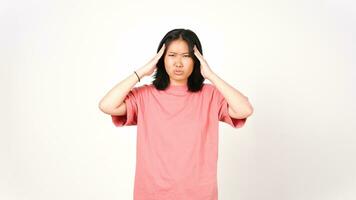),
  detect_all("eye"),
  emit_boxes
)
[168,54,174,56]
[184,55,190,57]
